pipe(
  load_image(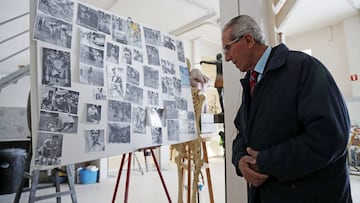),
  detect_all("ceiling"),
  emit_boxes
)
[0,0,359,77]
